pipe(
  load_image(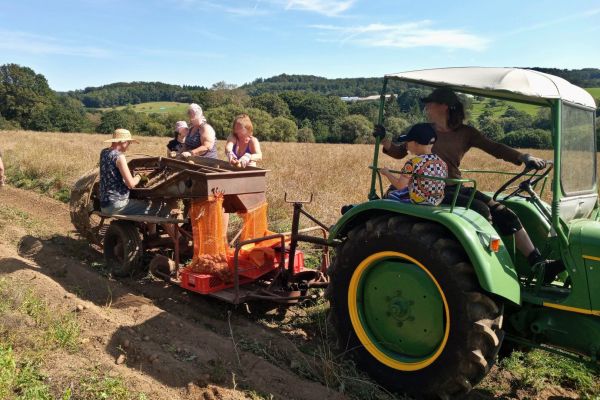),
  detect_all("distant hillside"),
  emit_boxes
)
[69,68,600,108]
[241,74,406,97]
[530,68,600,88]
[69,81,208,108]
